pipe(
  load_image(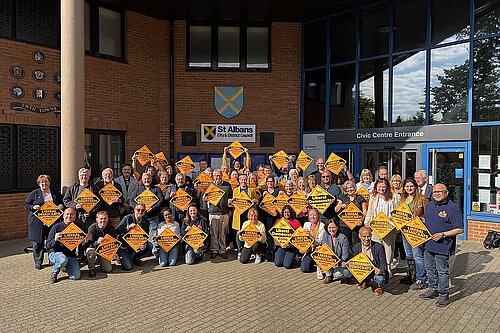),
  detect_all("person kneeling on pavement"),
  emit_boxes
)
[82,211,116,277]
[237,207,267,264]
[320,218,352,284]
